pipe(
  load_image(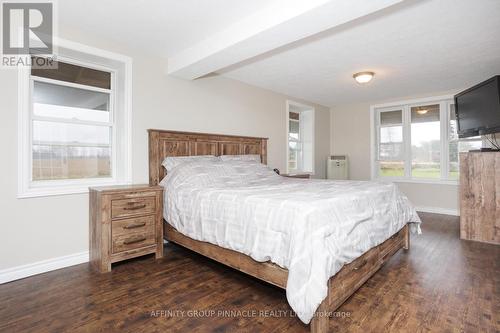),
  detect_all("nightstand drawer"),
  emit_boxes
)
[111,196,156,219]
[112,228,155,253]
[112,215,154,238]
